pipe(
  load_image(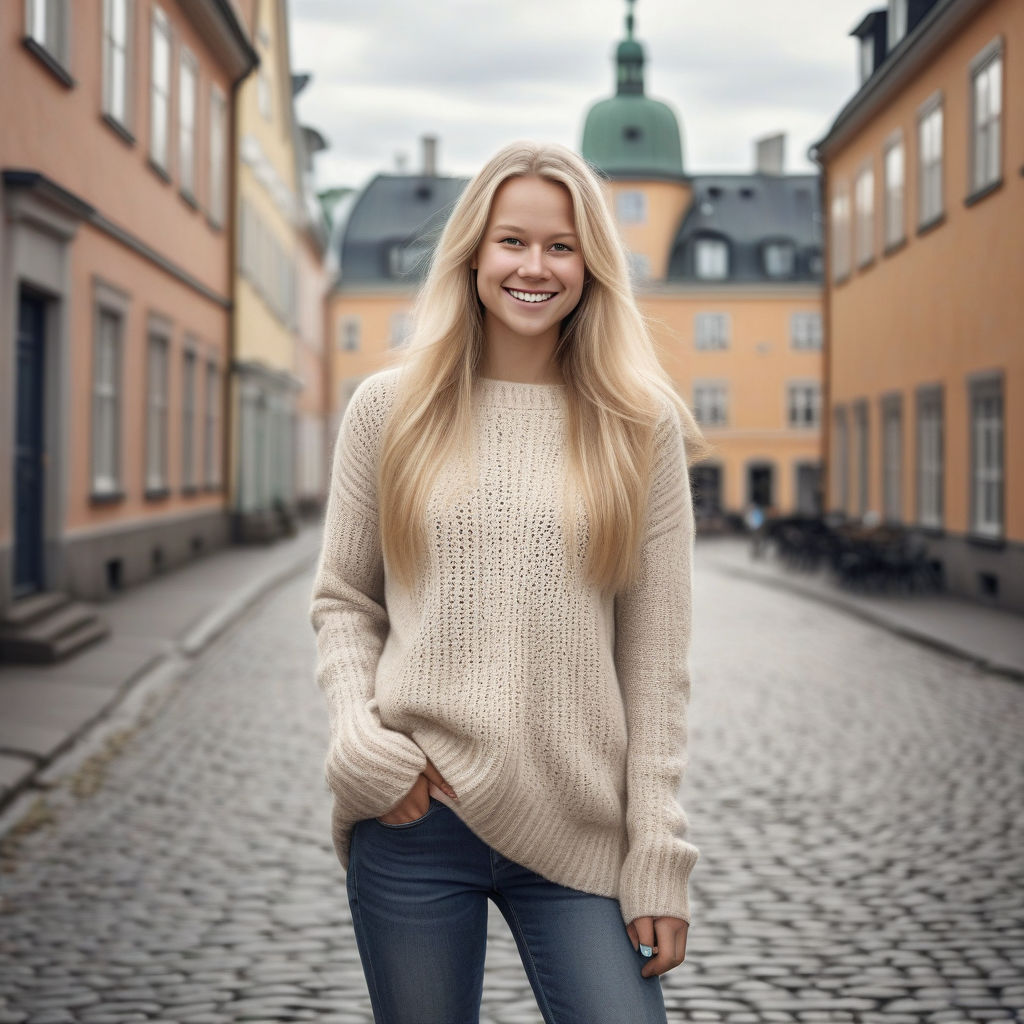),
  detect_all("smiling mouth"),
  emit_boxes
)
[504,287,556,304]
